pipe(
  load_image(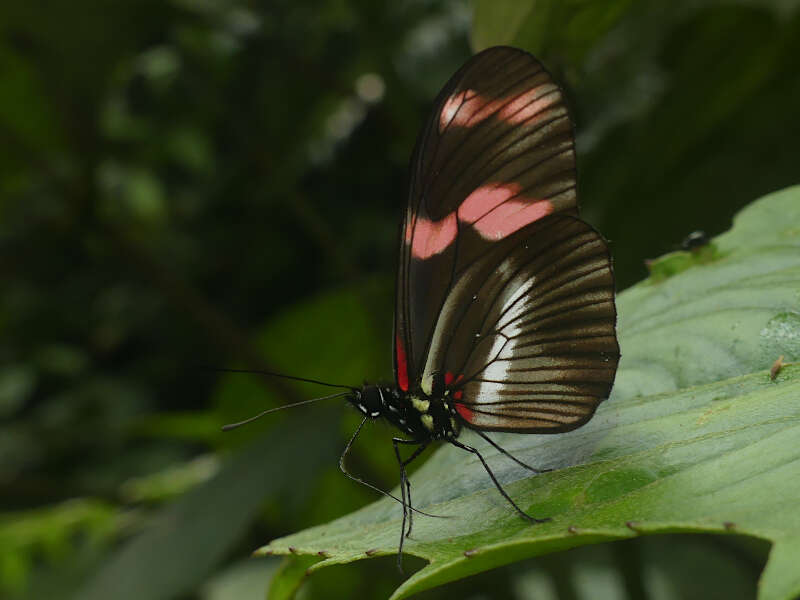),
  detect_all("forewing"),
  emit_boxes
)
[395,46,578,390]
